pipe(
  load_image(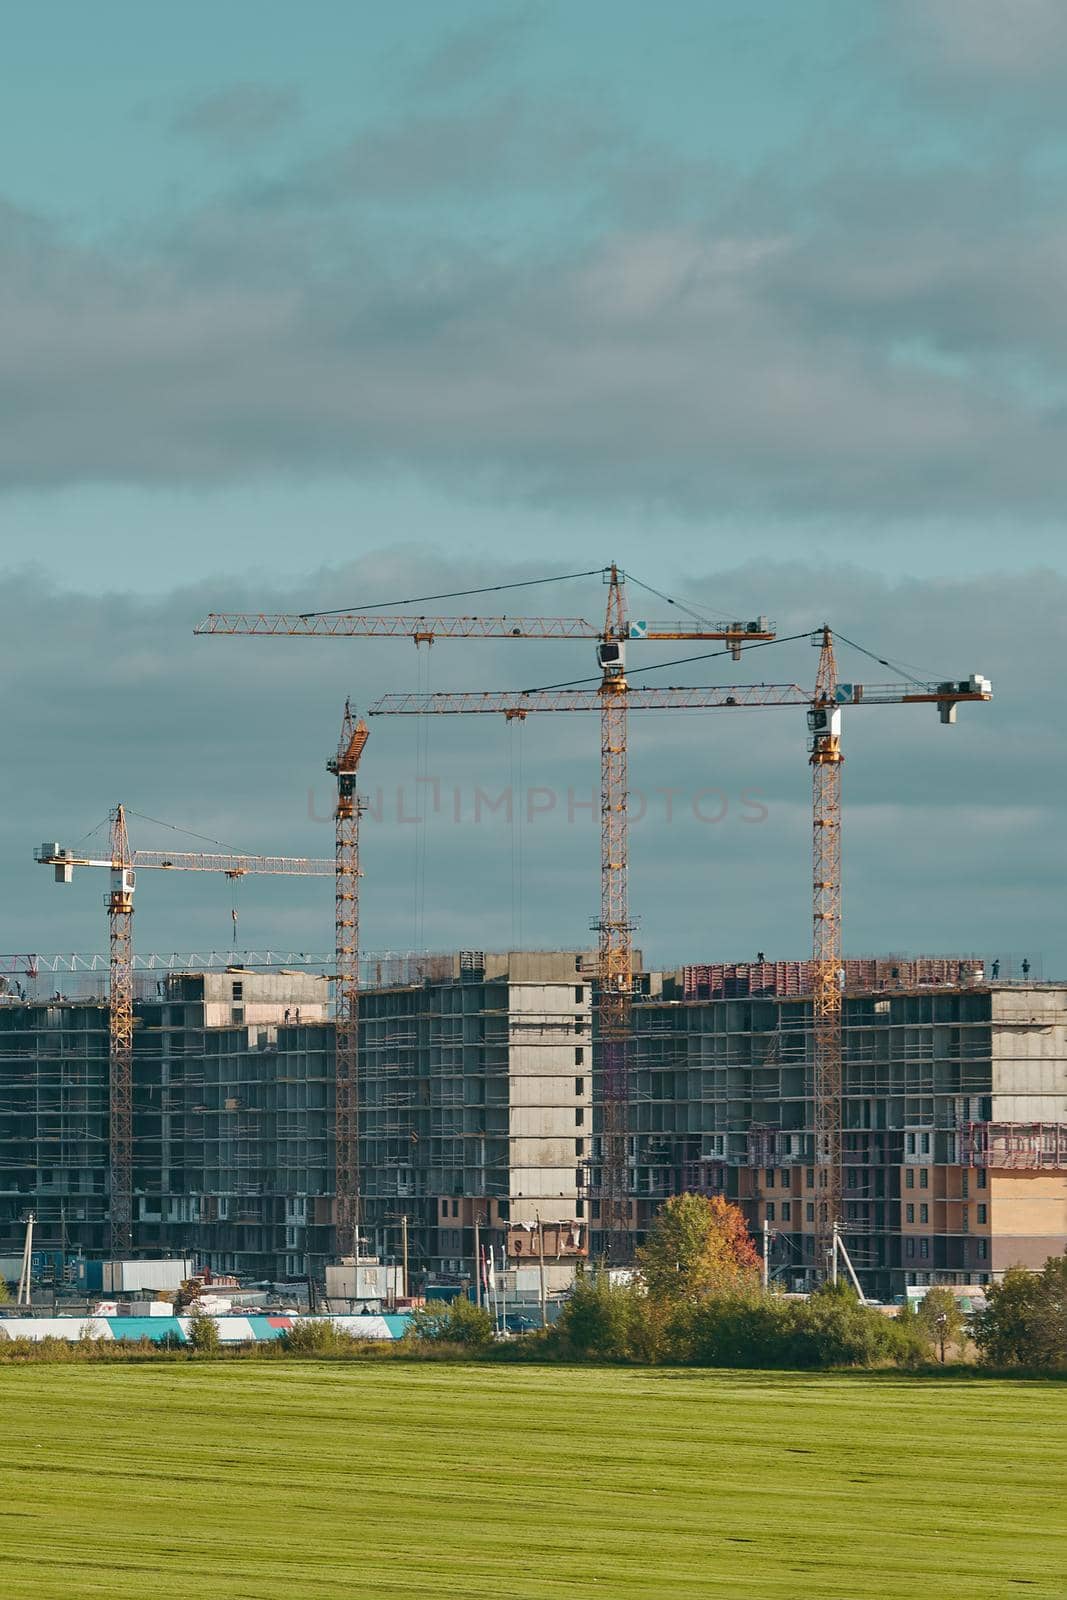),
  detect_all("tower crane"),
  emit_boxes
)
[35,806,334,1255]
[196,567,775,1261]
[371,640,991,1269]
[327,702,370,1257]
[804,629,991,1272]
